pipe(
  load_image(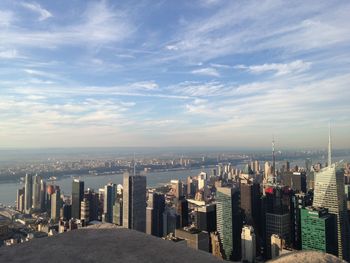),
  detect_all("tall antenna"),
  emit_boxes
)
[328,122,332,167]
[272,135,276,179]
